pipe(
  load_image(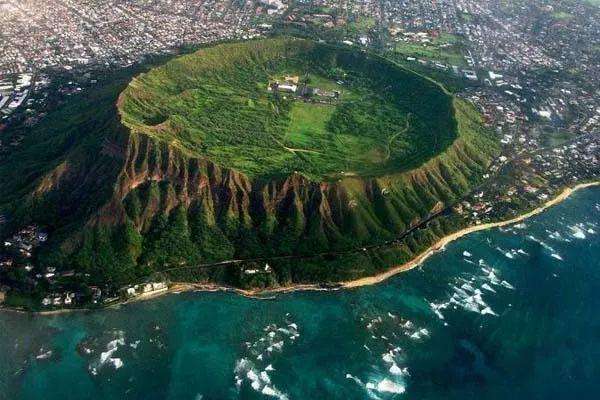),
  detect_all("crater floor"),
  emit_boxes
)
[119,38,460,181]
